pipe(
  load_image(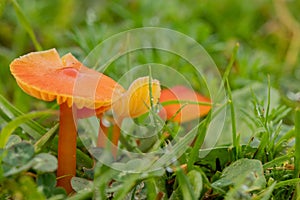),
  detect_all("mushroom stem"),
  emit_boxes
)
[97,117,121,158]
[56,102,77,194]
